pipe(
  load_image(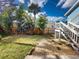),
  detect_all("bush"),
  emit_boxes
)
[37,16,47,34]
[0,10,10,32]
